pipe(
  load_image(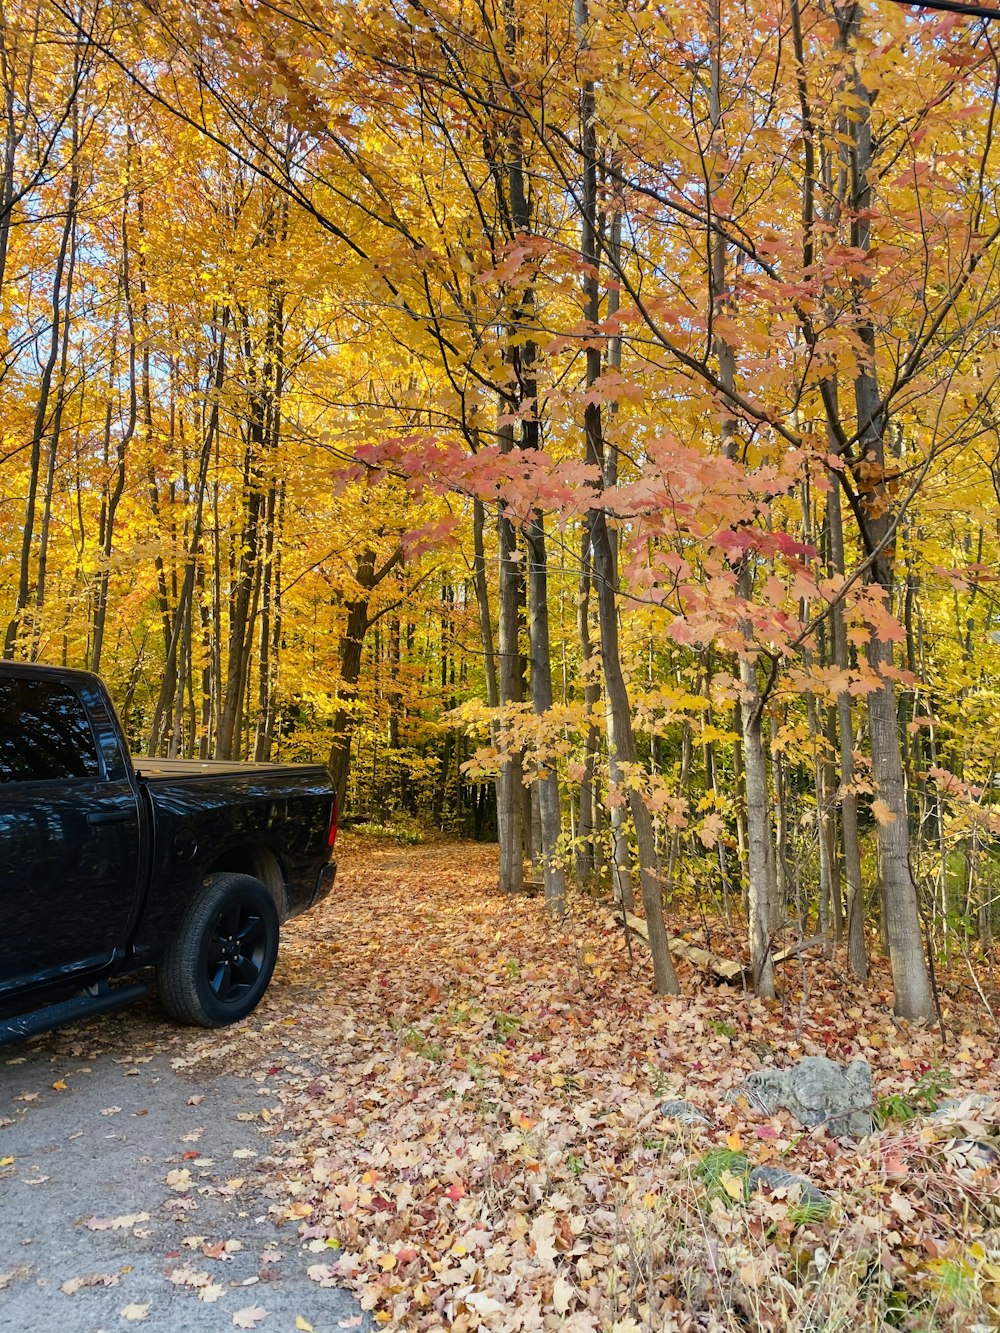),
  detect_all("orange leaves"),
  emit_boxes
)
[871,799,897,826]
[247,837,1000,1328]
